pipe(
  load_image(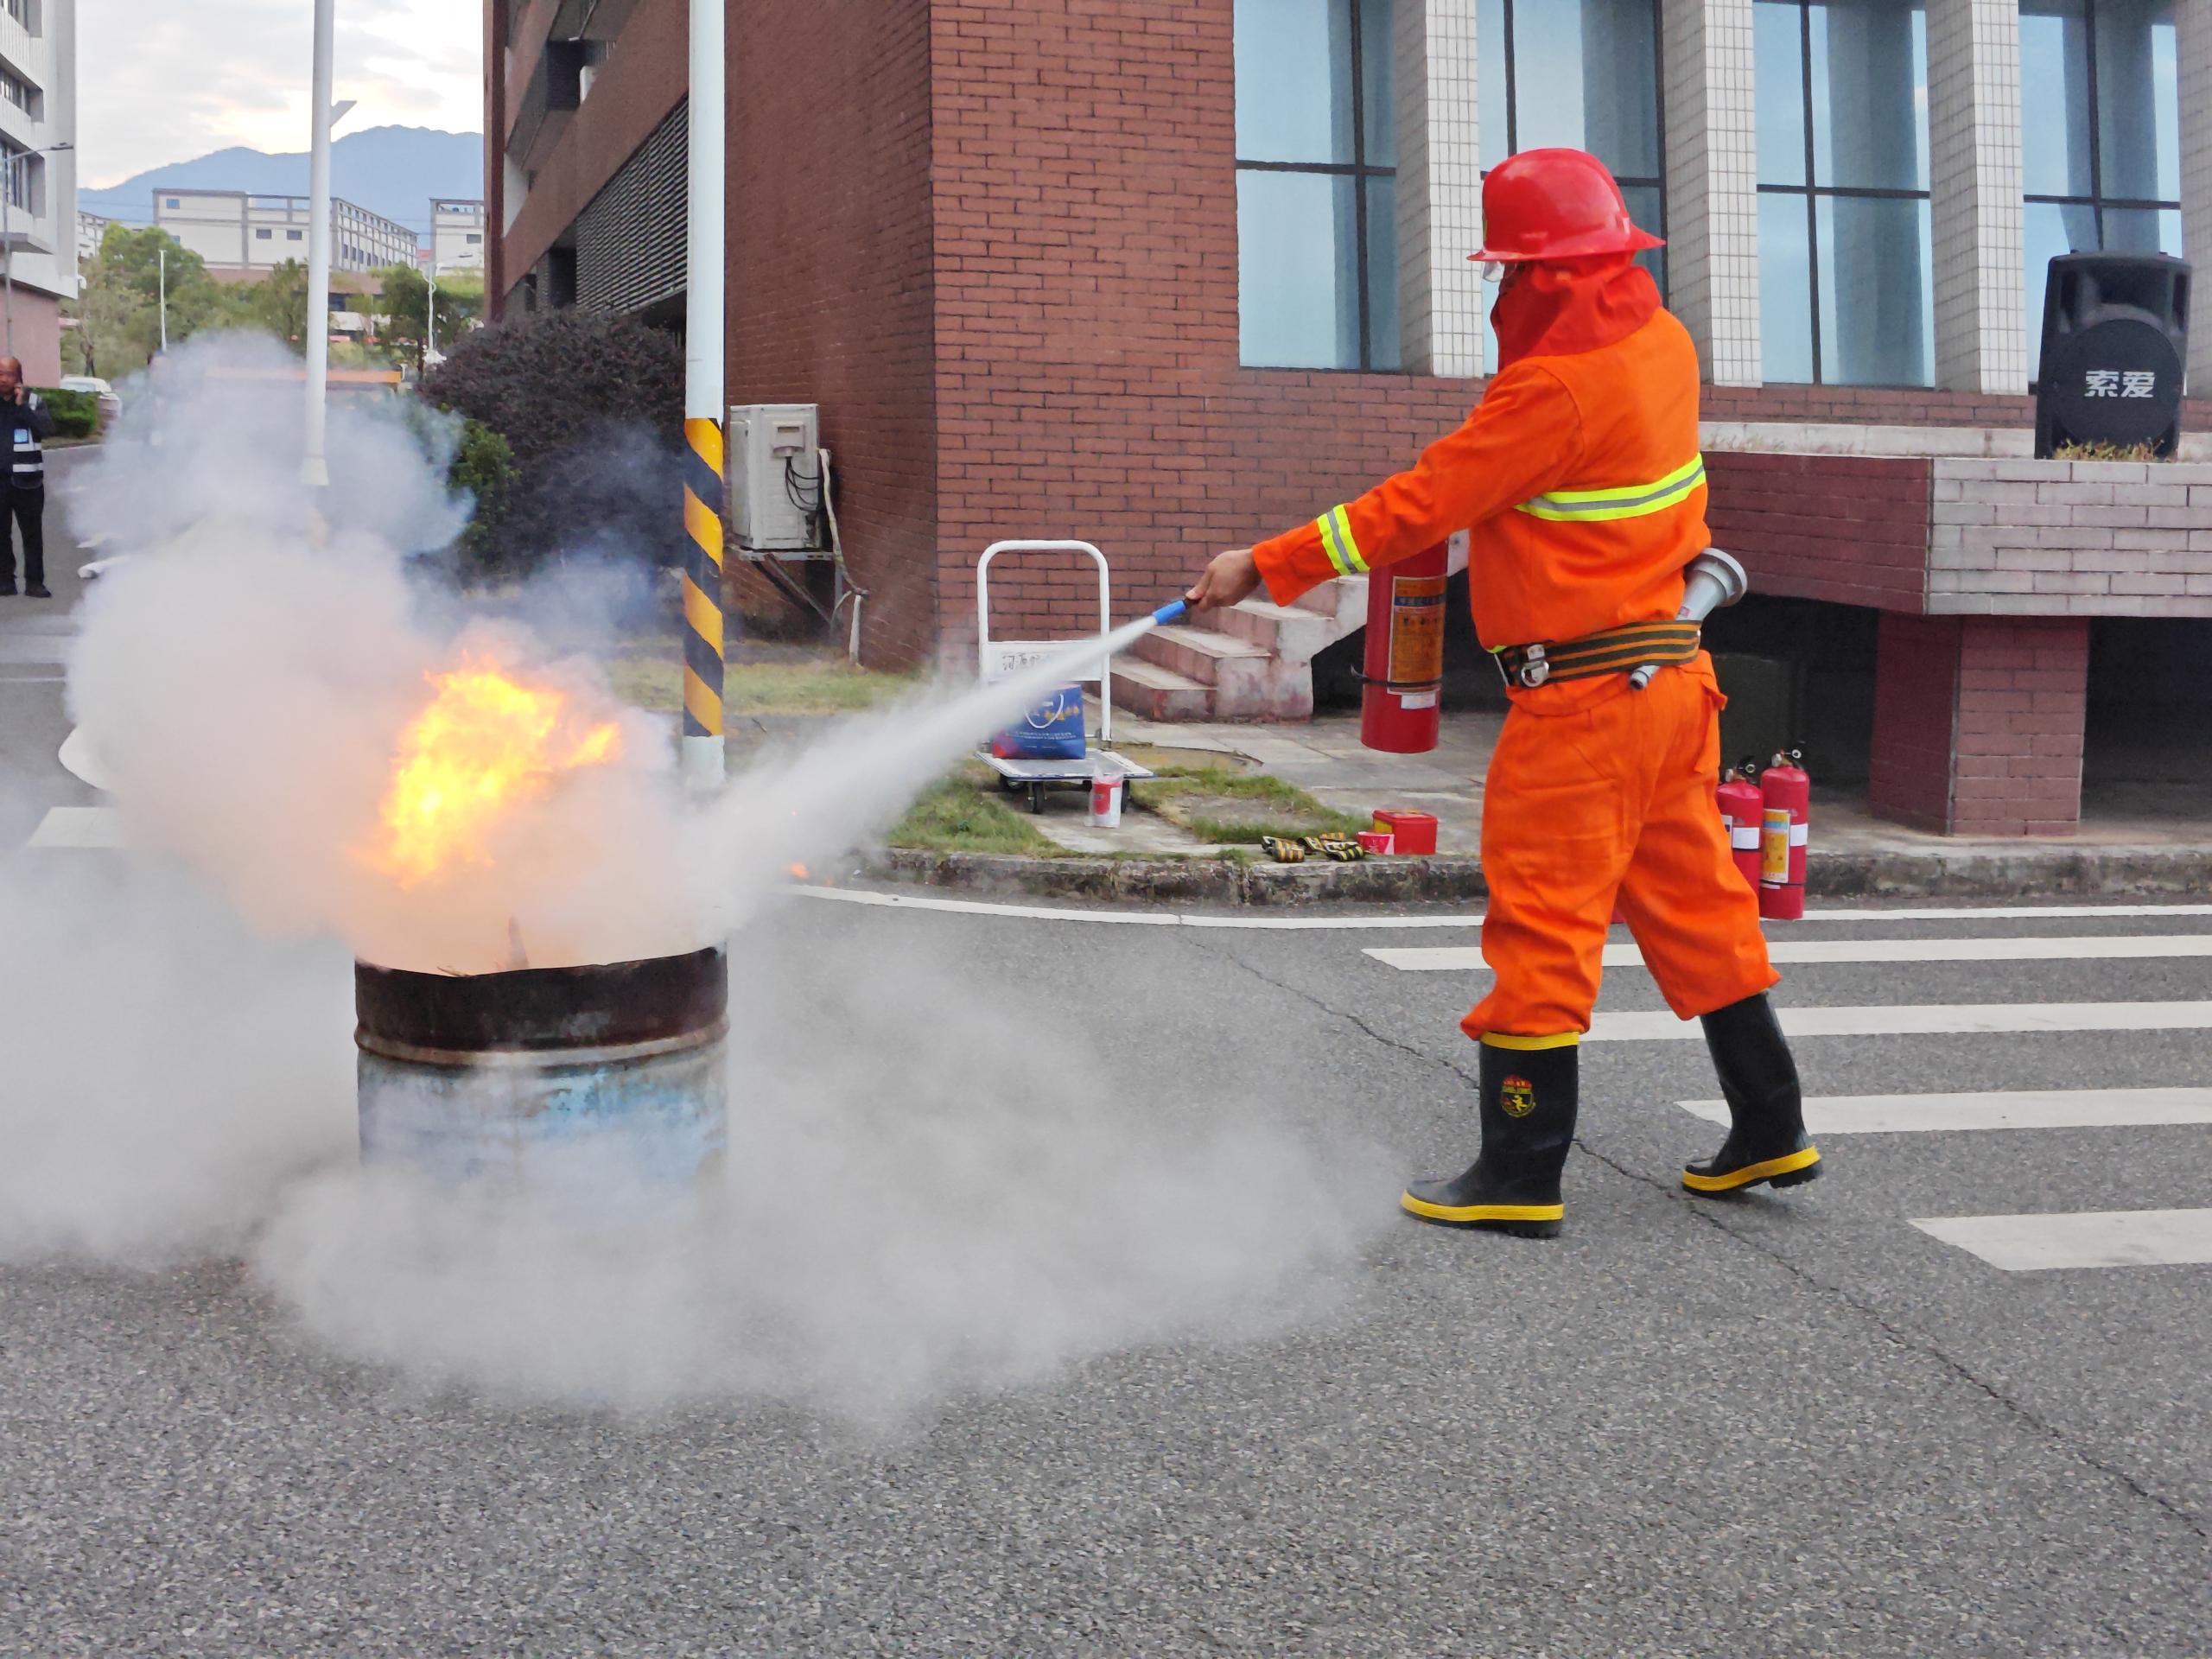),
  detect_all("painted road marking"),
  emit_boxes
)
[25,806,123,849]
[1679,1087,2212,1135]
[1910,1209,2212,1271]
[796,887,2212,931]
[1367,935,2212,972]
[1588,1001,2212,1042]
